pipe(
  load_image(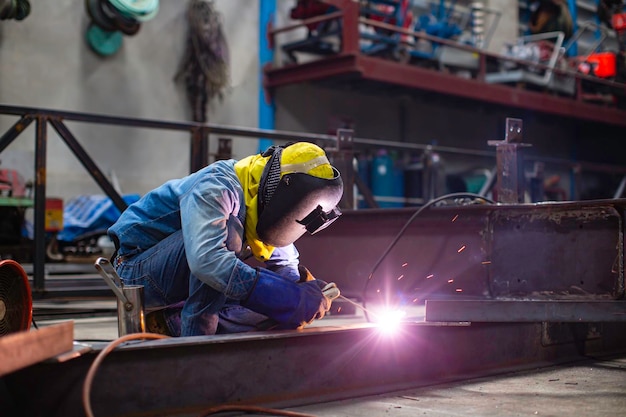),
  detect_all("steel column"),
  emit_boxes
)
[190,126,209,173]
[328,128,355,209]
[32,117,47,293]
[488,118,530,204]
